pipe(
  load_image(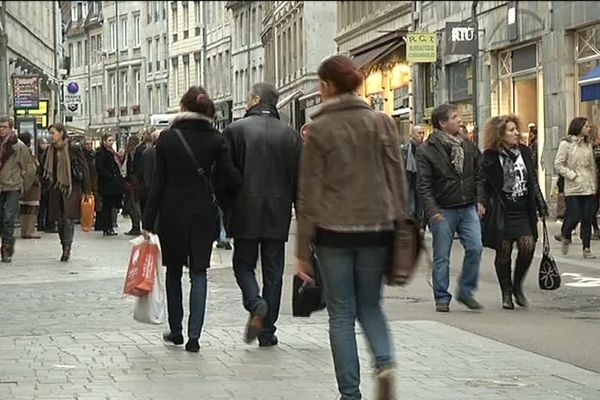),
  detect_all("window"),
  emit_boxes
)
[148,87,153,113]
[97,35,102,58]
[91,86,97,117]
[71,5,77,23]
[196,55,202,85]
[90,36,96,64]
[120,17,128,49]
[68,43,73,63]
[235,71,239,102]
[173,63,179,99]
[206,58,211,93]
[121,70,128,106]
[195,1,201,26]
[183,3,189,31]
[163,35,168,69]
[109,72,116,108]
[147,2,152,24]
[134,69,140,105]
[162,84,168,112]
[110,20,116,51]
[77,41,82,67]
[184,59,190,90]
[157,85,162,112]
[98,85,103,114]
[134,14,141,47]
[224,51,230,93]
[147,40,153,72]
[155,38,160,70]
[172,7,178,33]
